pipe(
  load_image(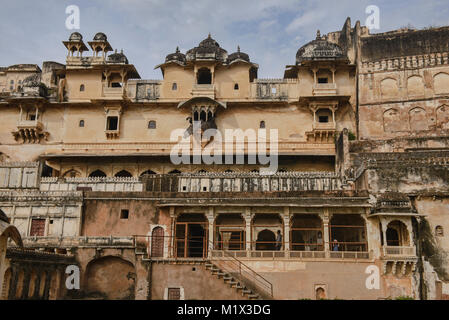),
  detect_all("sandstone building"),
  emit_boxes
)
[0,18,449,300]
